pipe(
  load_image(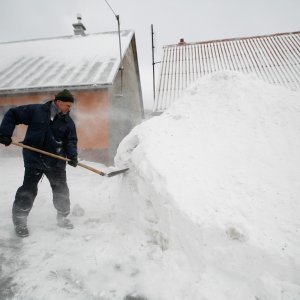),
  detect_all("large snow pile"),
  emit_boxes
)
[0,71,299,300]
